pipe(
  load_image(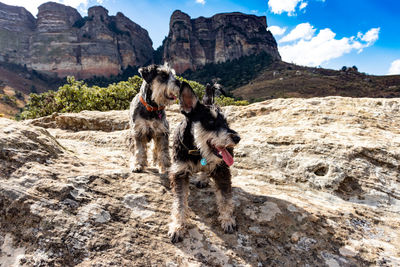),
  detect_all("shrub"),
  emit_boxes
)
[20,76,141,119]
[1,94,17,107]
[15,91,24,100]
[216,96,249,106]
[19,75,248,120]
